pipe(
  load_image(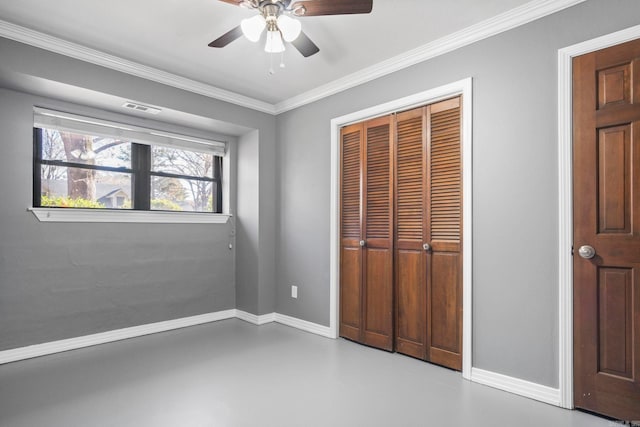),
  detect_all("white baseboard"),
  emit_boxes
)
[274,313,333,338]
[235,310,276,325]
[470,367,561,407]
[0,309,237,365]
[0,309,332,365]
